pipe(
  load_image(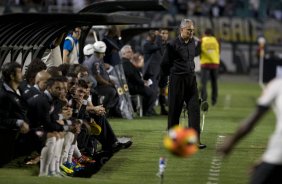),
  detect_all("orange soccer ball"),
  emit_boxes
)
[163,126,198,157]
